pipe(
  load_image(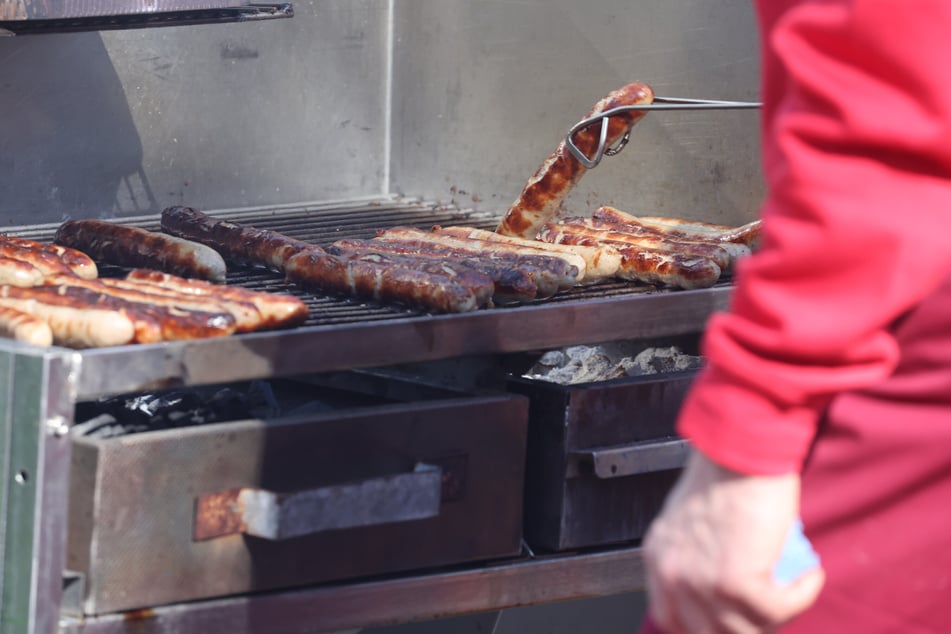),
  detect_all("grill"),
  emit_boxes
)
[6,198,731,400]
[0,2,761,632]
